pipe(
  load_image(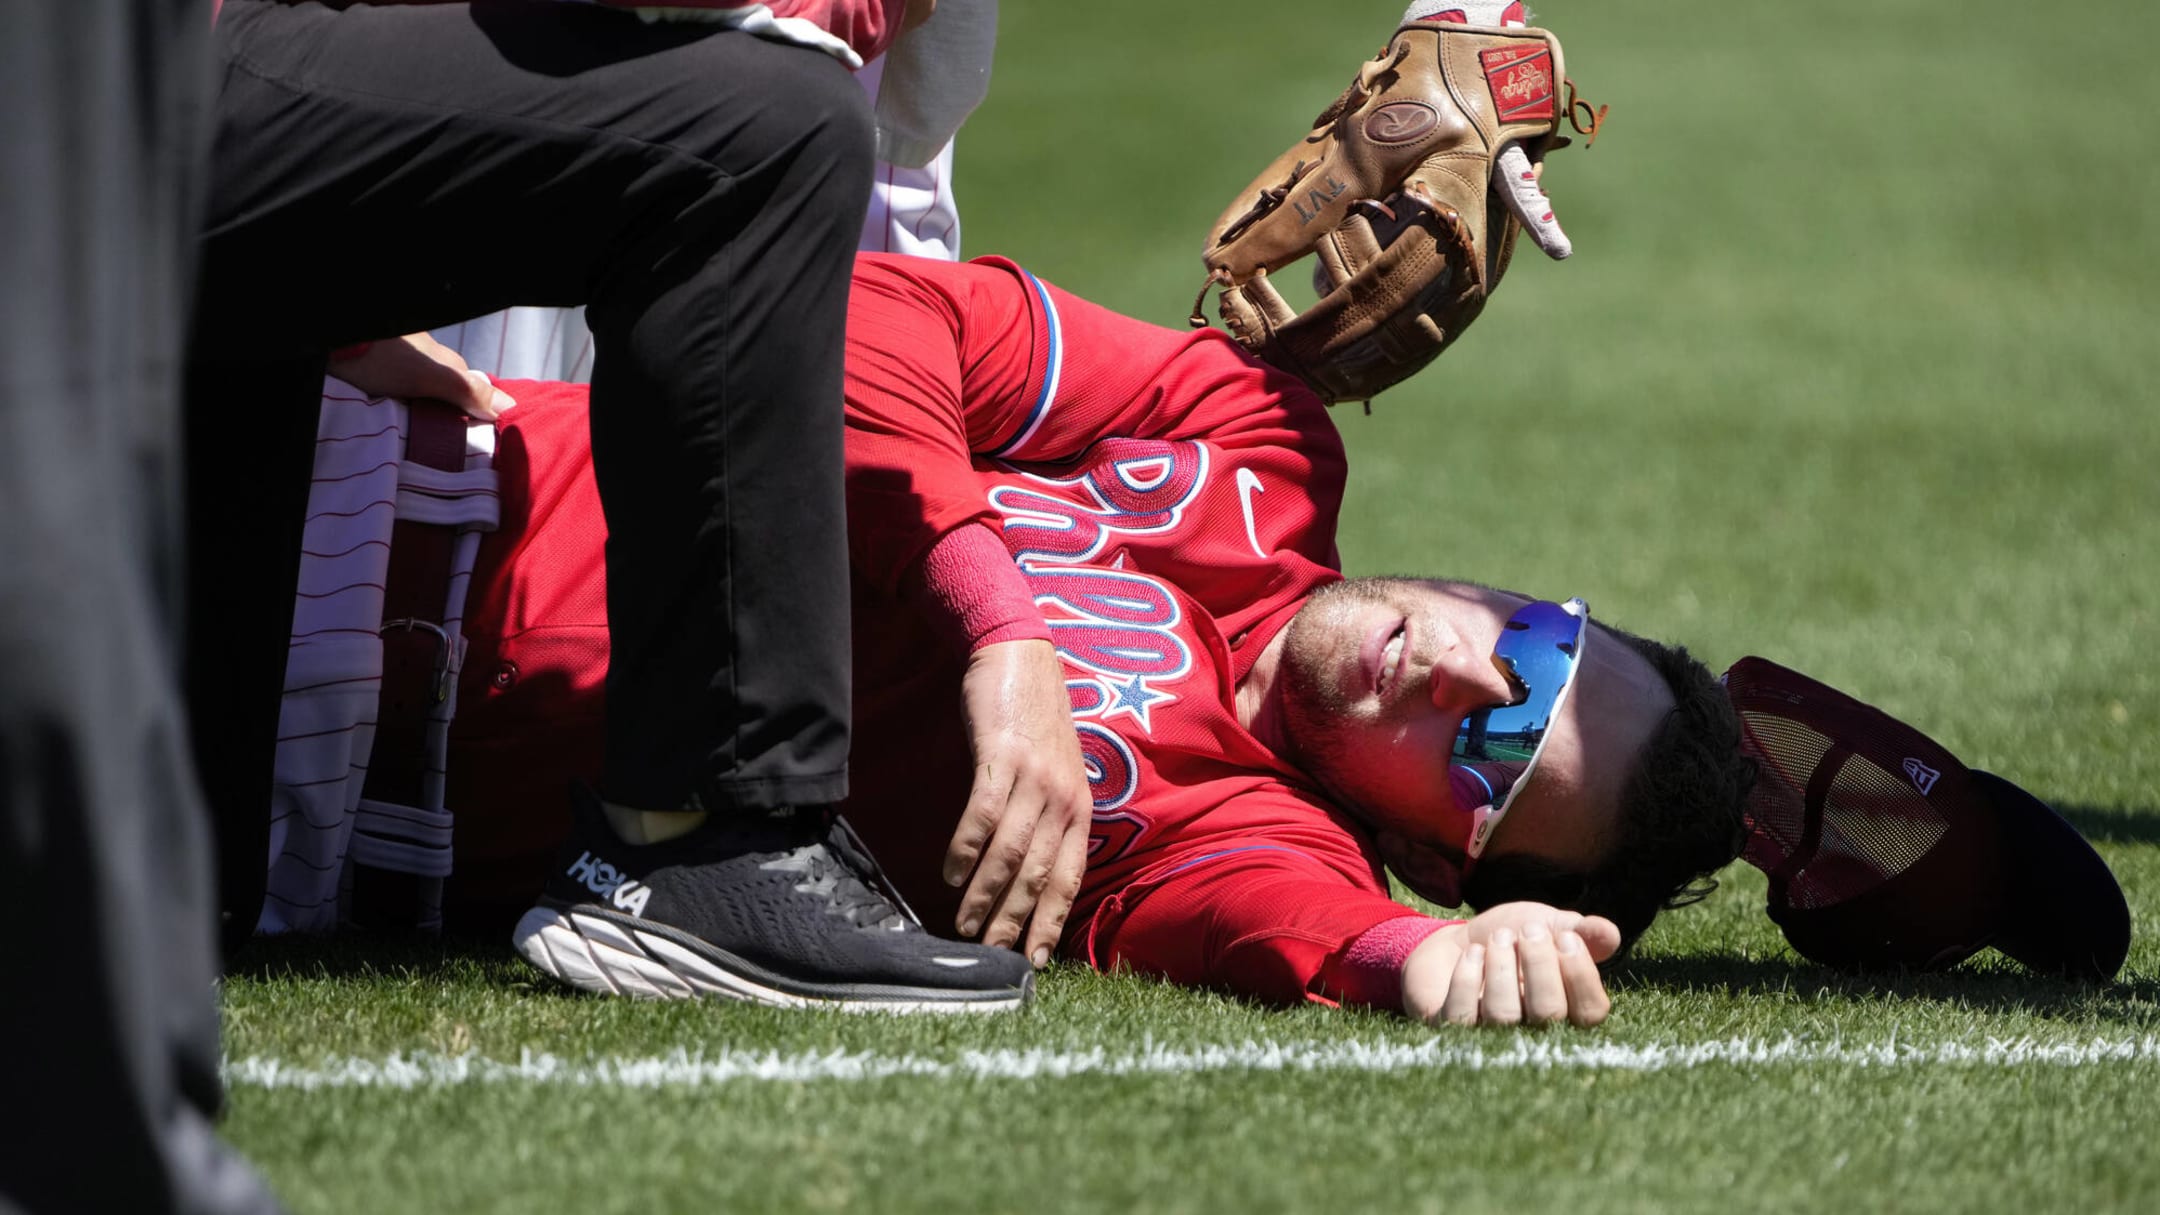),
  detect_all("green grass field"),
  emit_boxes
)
[221,2,2160,1210]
